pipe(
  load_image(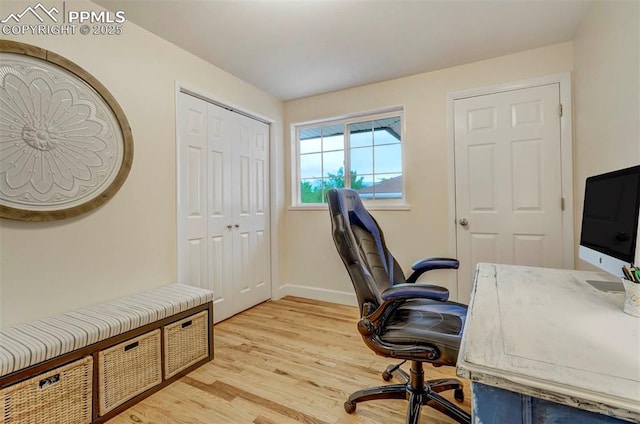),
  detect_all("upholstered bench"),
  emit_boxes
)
[0,283,214,424]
